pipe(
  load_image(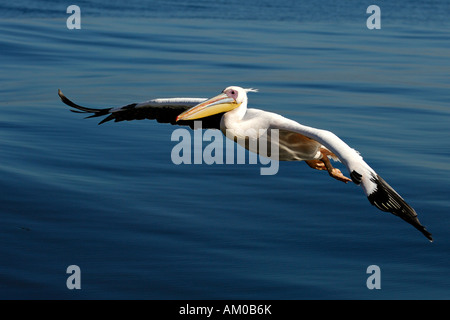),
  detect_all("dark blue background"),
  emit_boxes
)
[1,0,449,299]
